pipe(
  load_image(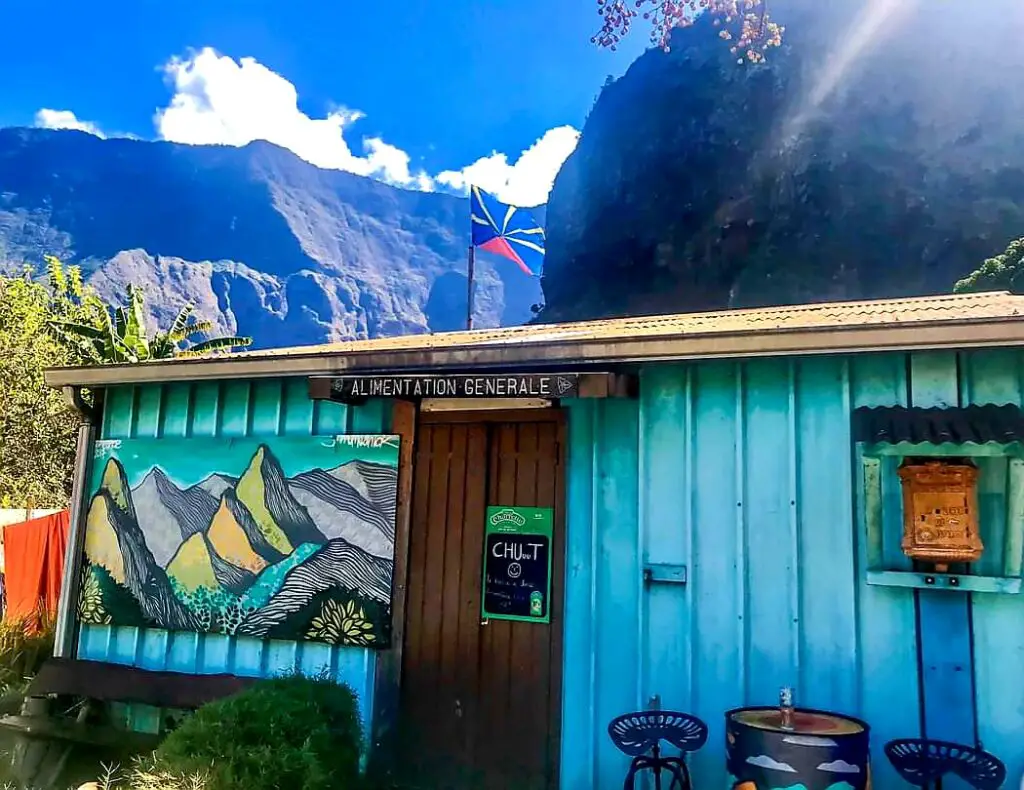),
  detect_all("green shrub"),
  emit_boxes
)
[0,606,55,695]
[150,674,362,790]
